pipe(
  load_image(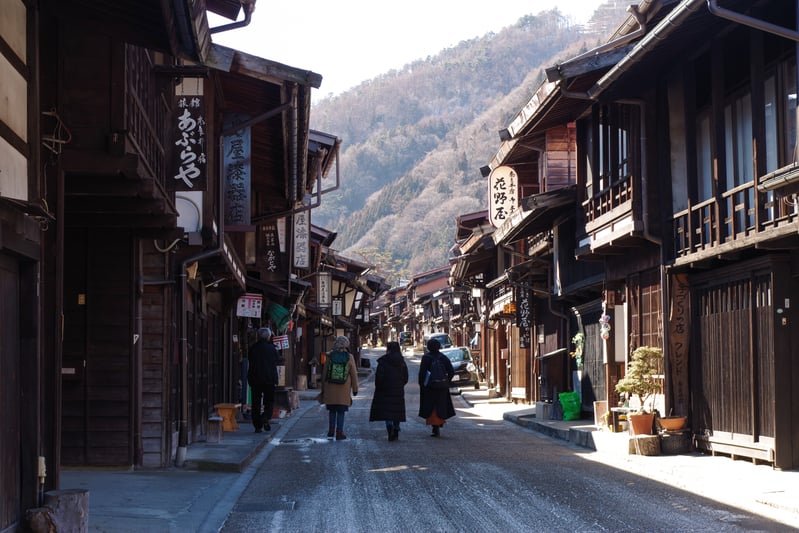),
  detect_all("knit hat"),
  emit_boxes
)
[258,327,273,340]
[333,336,349,349]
